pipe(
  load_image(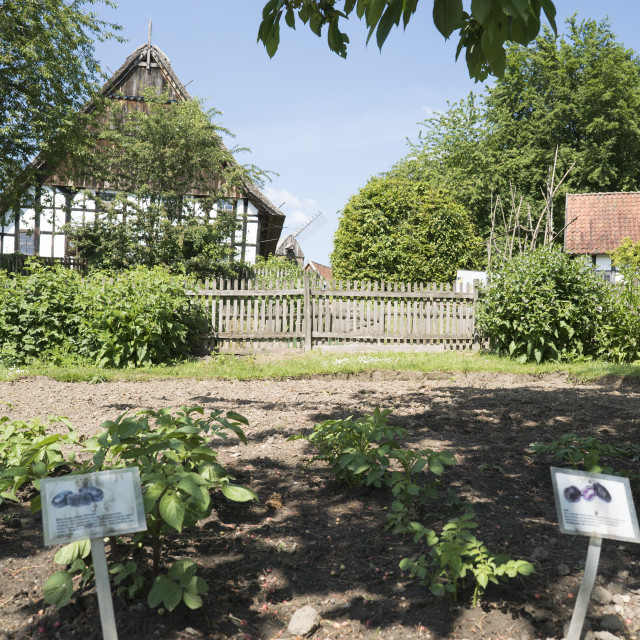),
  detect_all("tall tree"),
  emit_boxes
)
[385,93,493,231]
[389,16,640,236]
[331,177,483,282]
[485,17,640,202]
[258,0,557,81]
[68,89,266,277]
[0,0,120,209]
